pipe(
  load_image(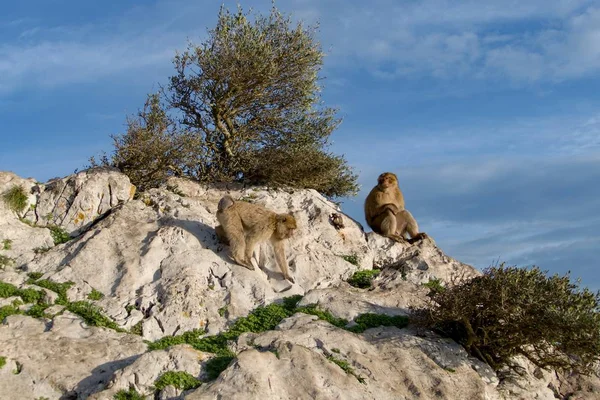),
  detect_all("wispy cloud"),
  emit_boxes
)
[303,0,600,83]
